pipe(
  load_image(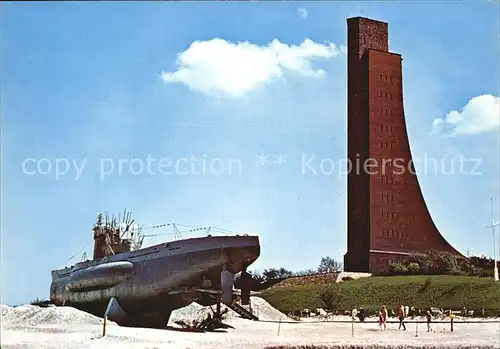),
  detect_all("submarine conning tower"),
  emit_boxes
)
[92,212,133,260]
